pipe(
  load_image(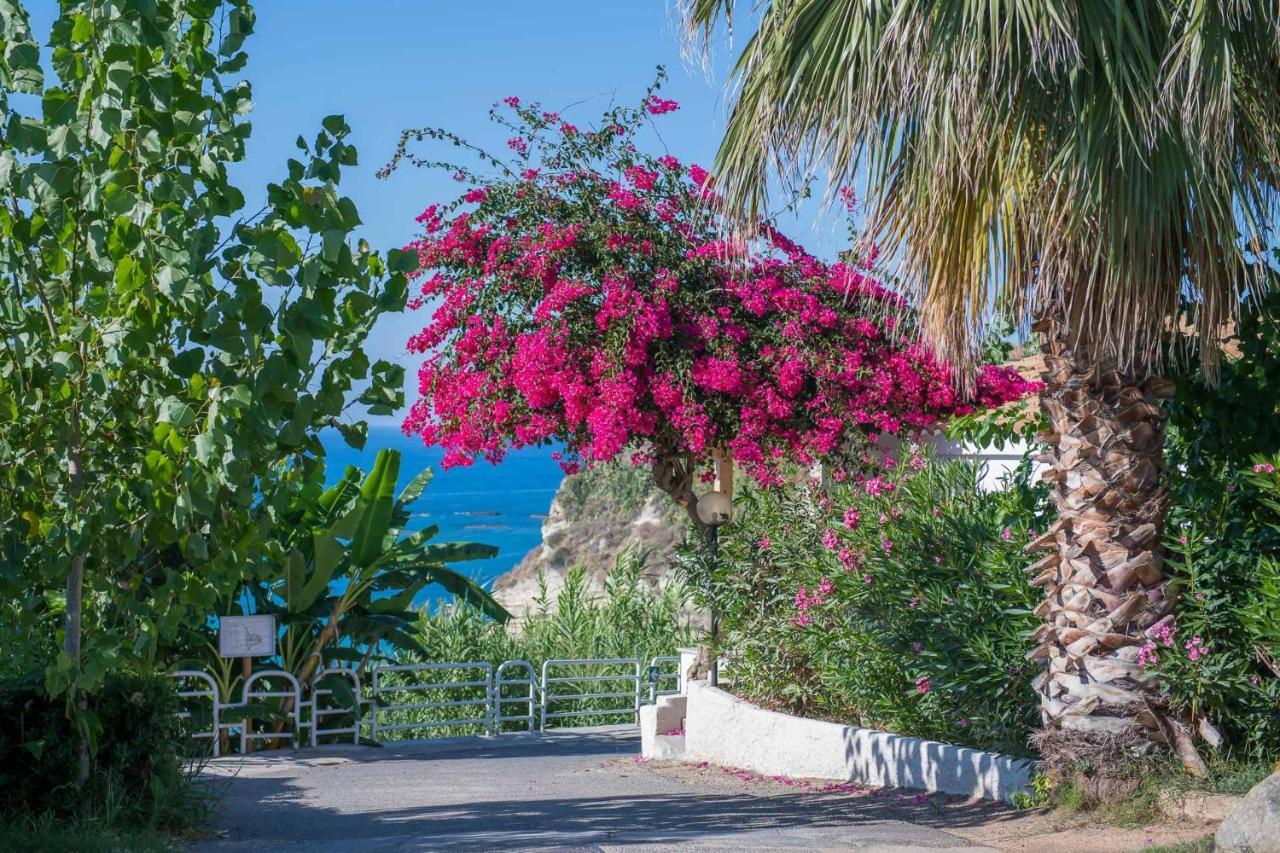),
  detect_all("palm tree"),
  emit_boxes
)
[685,1,1280,775]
